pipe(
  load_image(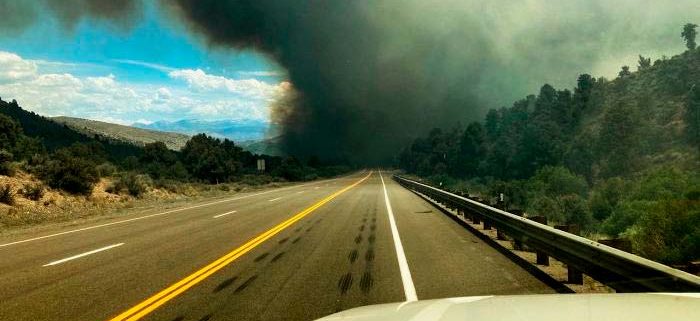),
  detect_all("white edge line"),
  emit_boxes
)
[0,180,325,248]
[42,243,124,267]
[379,170,418,302]
[213,210,237,219]
[268,197,282,202]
